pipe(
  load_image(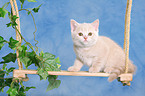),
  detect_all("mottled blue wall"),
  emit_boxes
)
[0,0,145,96]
